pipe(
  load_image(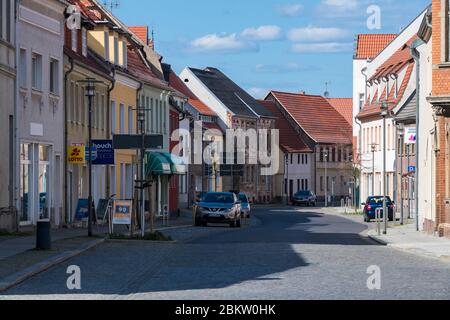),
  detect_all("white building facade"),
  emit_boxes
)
[16,0,67,227]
